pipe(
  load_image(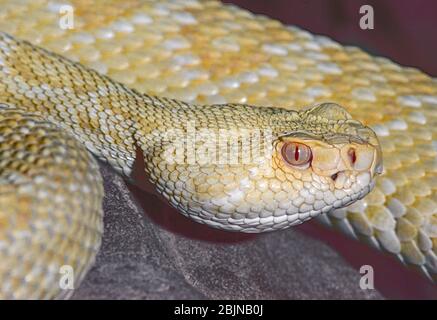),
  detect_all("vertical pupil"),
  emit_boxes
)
[282,142,312,166]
